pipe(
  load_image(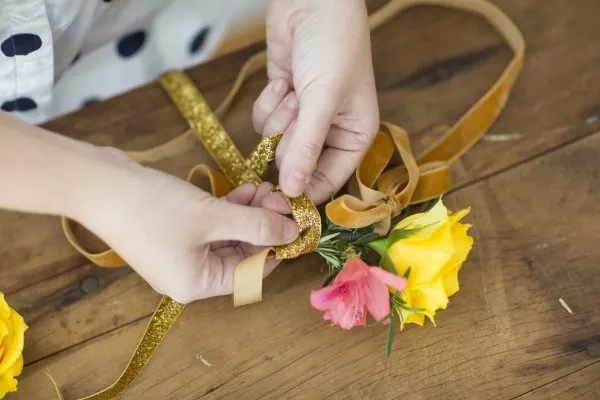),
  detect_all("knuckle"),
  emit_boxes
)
[348,117,380,150]
[352,130,374,148]
[312,169,337,193]
[297,141,322,162]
